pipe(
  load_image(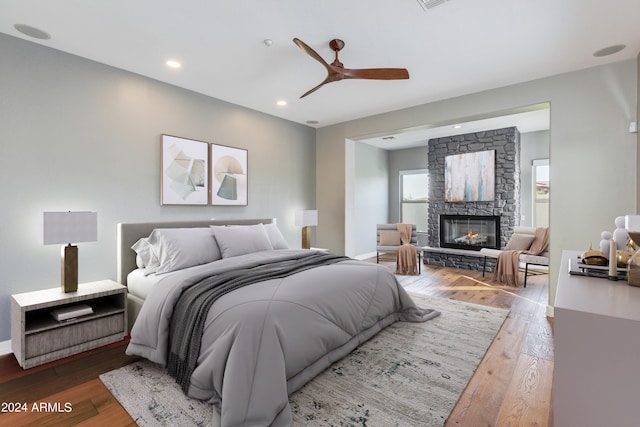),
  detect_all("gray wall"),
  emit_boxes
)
[520,130,551,227]
[348,142,388,257]
[316,124,347,254]
[317,59,638,313]
[388,146,429,224]
[0,34,316,341]
[349,143,427,258]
